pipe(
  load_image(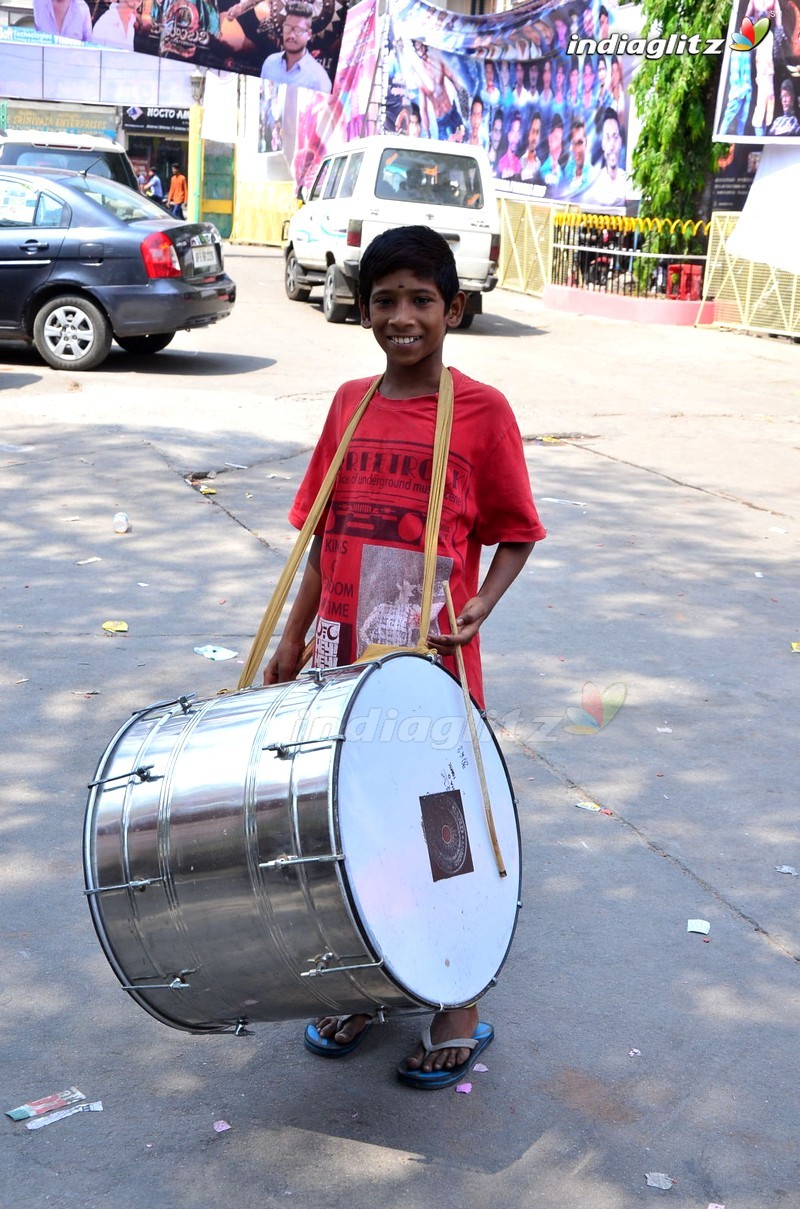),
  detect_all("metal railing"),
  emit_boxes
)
[550,213,711,300]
